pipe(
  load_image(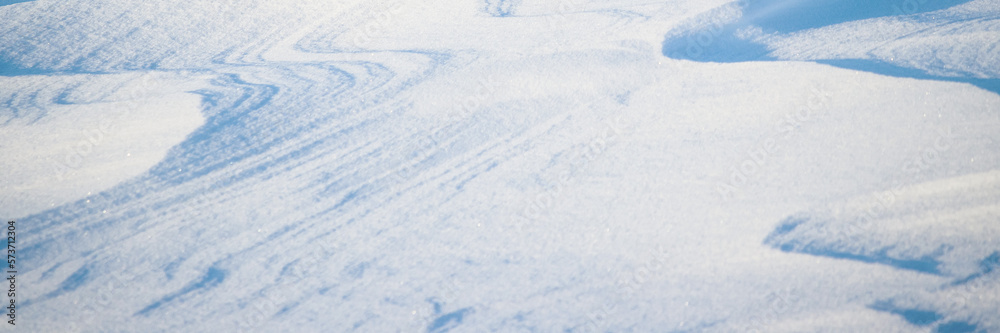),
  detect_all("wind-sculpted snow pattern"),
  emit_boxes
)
[765,171,1000,331]
[2,0,999,332]
[662,0,1000,93]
